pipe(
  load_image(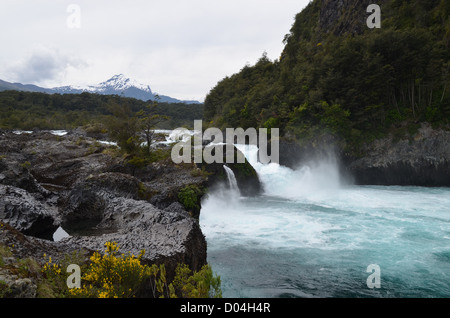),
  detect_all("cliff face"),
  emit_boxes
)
[347,123,450,186]
[319,0,387,36]
[275,123,450,187]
